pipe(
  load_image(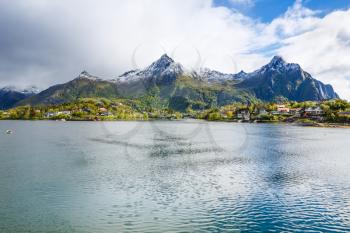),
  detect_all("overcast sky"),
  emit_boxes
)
[0,0,350,99]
